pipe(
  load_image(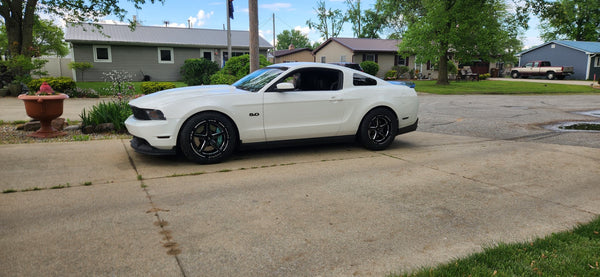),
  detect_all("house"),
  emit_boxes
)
[312,37,415,78]
[64,23,272,82]
[272,44,314,63]
[516,40,600,80]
